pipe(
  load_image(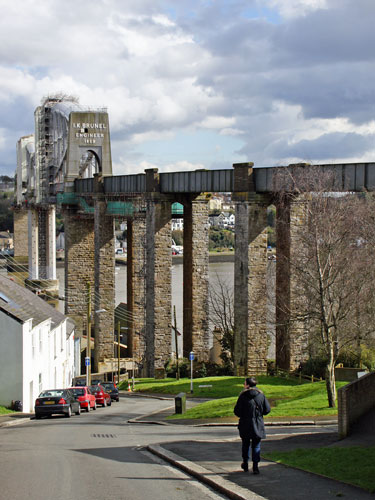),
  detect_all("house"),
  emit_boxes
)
[0,231,13,251]
[172,218,184,231]
[221,212,235,228]
[0,275,75,412]
[209,213,224,227]
[208,197,222,211]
